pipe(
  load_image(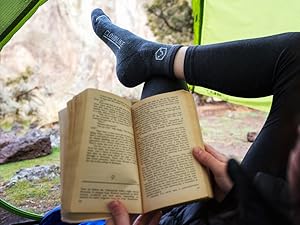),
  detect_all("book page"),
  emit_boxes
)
[61,96,84,213]
[59,109,68,212]
[60,103,112,222]
[132,90,212,212]
[69,89,142,214]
